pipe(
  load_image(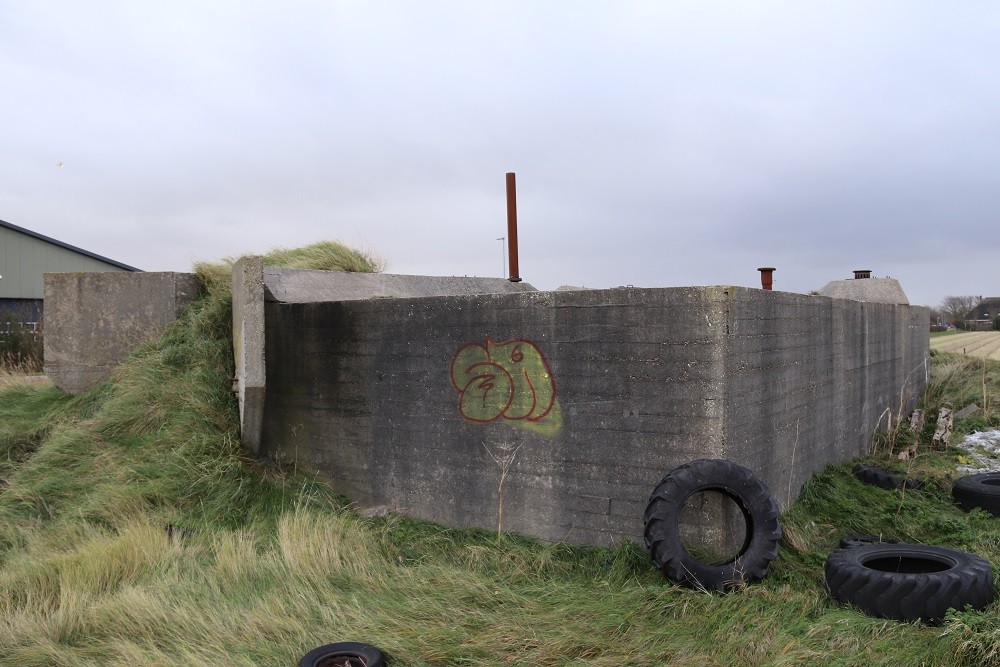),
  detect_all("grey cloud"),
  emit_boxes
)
[2,2,999,307]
